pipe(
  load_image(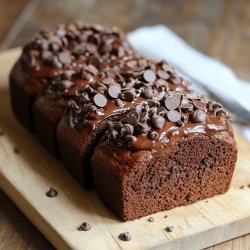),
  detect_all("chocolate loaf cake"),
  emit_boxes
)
[57,58,189,187]
[10,21,135,131]
[9,22,238,221]
[92,91,237,220]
